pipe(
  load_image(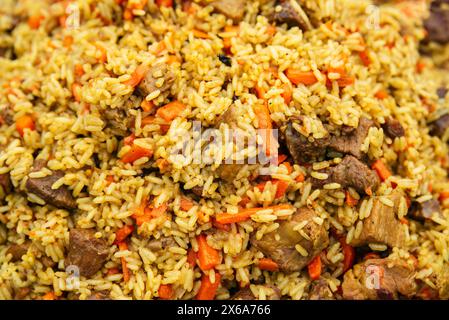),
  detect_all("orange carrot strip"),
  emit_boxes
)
[74,64,85,77]
[193,29,210,39]
[114,225,134,244]
[196,234,221,271]
[42,292,57,300]
[158,284,173,300]
[156,0,173,7]
[258,258,279,272]
[95,44,107,63]
[339,238,355,273]
[281,83,292,105]
[212,218,231,231]
[123,64,149,88]
[345,190,358,207]
[336,75,355,87]
[63,35,73,48]
[156,101,186,122]
[141,99,155,112]
[281,162,293,174]
[118,241,130,282]
[72,83,82,102]
[371,159,391,182]
[196,271,221,300]
[439,191,449,202]
[28,15,44,29]
[285,69,318,86]
[375,89,388,100]
[121,144,153,164]
[187,248,197,267]
[180,197,195,211]
[295,173,305,183]
[307,255,322,280]
[359,50,371,67]
[16,115,35,137]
